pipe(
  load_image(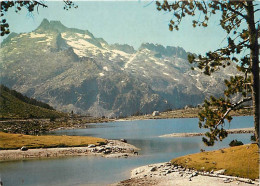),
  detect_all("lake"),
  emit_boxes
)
[0,116,253,186]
